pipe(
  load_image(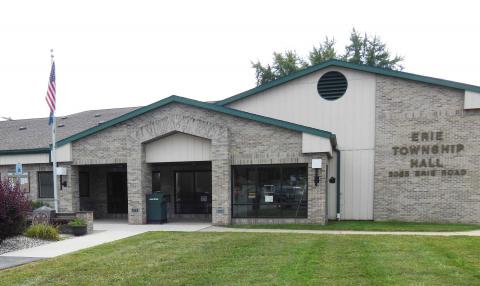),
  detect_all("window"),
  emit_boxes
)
[79,172,90,197]
[317,71,348,100]
[175,171,212,214]
[38,172,53,198]
[152,172,161,192]
[232,164,308,218]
